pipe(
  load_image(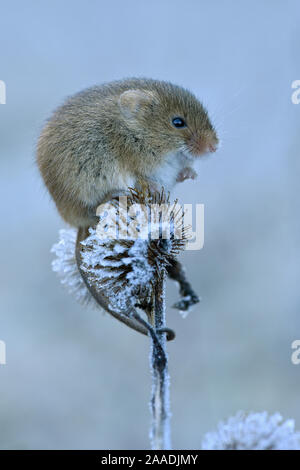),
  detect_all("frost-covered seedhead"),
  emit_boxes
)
[51,229,92,304]
[80,230,154,312]
[51,187,187,316]
[201,411,300,450]
[79,188,187,313]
